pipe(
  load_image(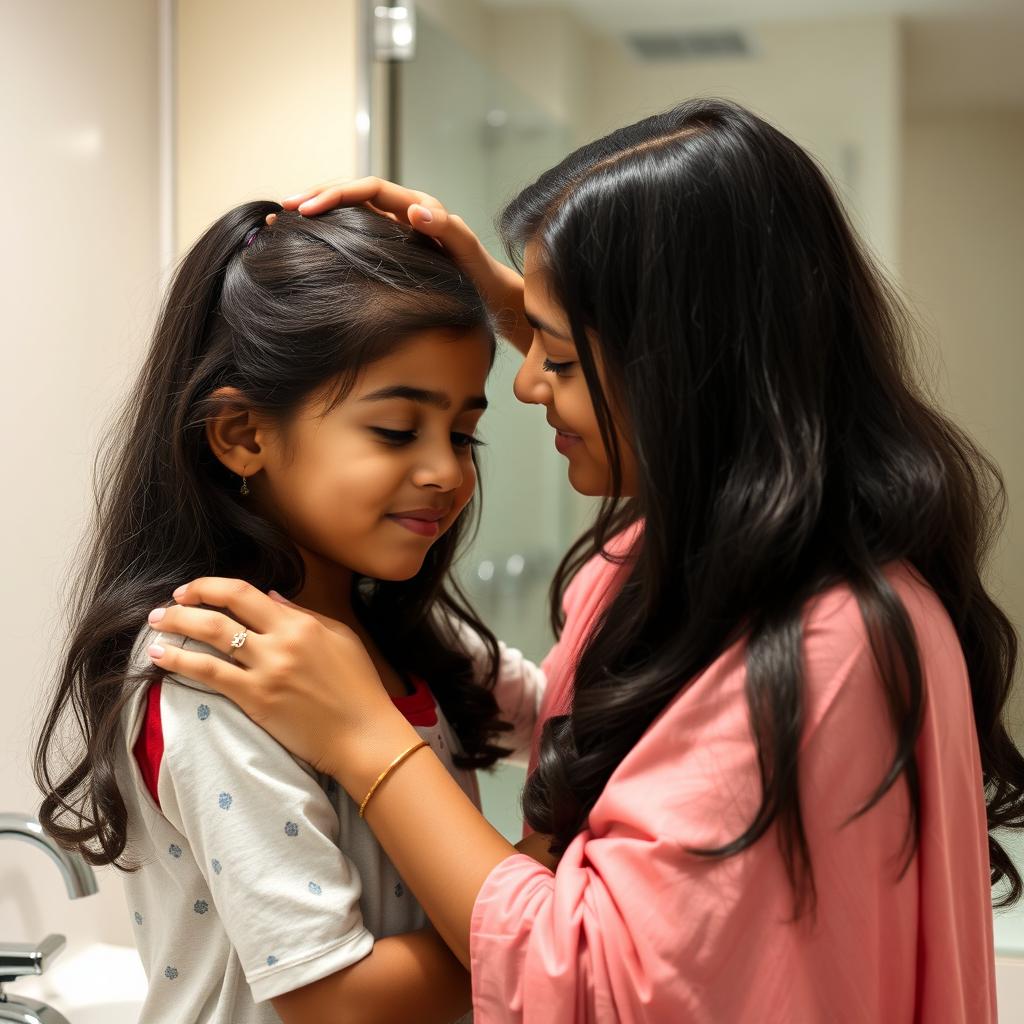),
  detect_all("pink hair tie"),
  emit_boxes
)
[243,227,260,247]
